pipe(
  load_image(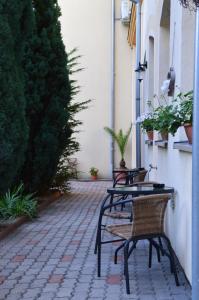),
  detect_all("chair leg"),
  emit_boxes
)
[96,210,105,277]
[94,223,103,254]
[124,241,130,294]
[94,228,99,254]
[163,236,180,286]
[161,238,174,274]
[158,237,165,256]
[121,202,125,211]
[95,194,111,254]
[149,240,153,268]
[109,195,114,212]
[151,239,161,263]
[114,242,125,264]
[128,241,137,259]
[97,229,102,277]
